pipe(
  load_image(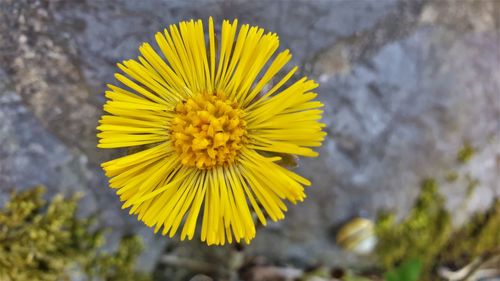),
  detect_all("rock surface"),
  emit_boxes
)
[1,0,499,276]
